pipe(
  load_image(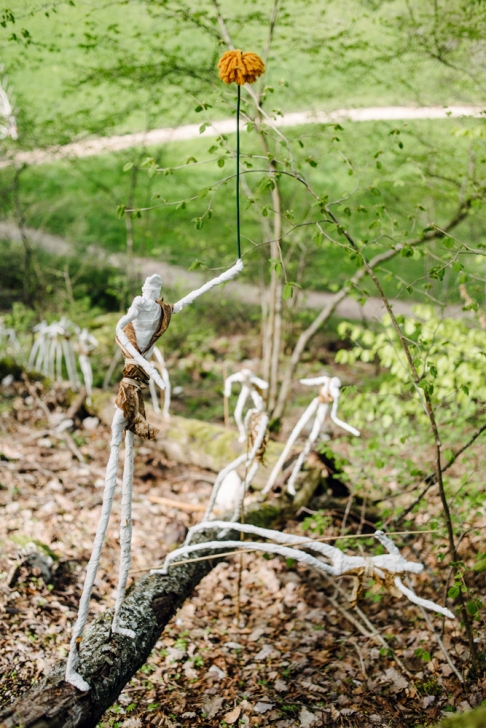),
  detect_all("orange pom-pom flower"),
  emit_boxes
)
[218,49,265,85]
